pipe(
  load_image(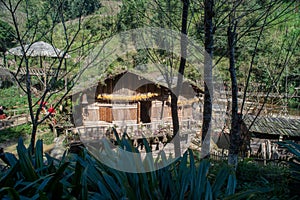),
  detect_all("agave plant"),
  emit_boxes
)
[0,136,239,199]
[0,138,73,199]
